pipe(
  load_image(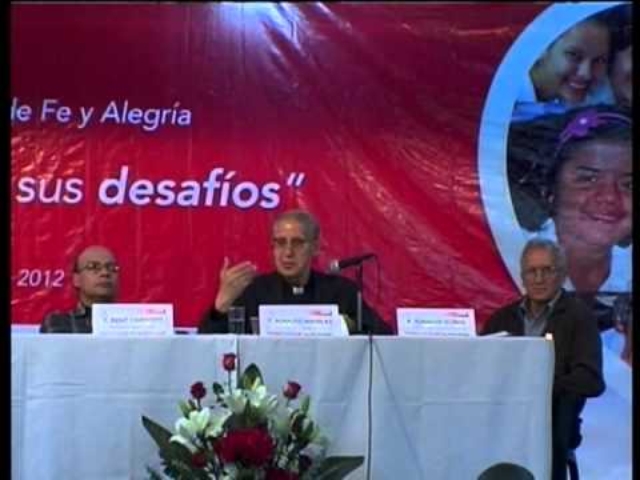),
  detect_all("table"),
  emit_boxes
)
[11,335,553,479]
